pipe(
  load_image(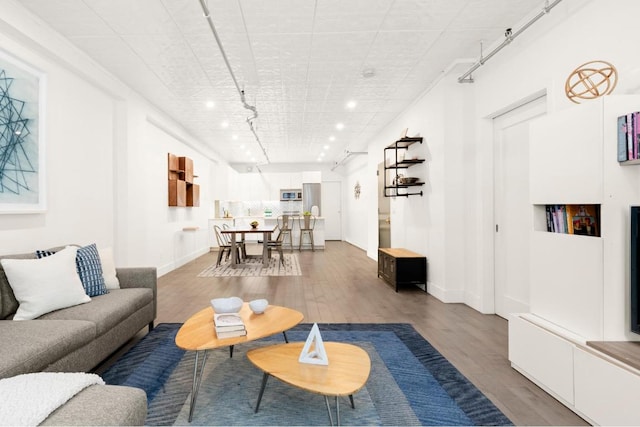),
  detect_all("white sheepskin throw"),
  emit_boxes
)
[0,372,104,426]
